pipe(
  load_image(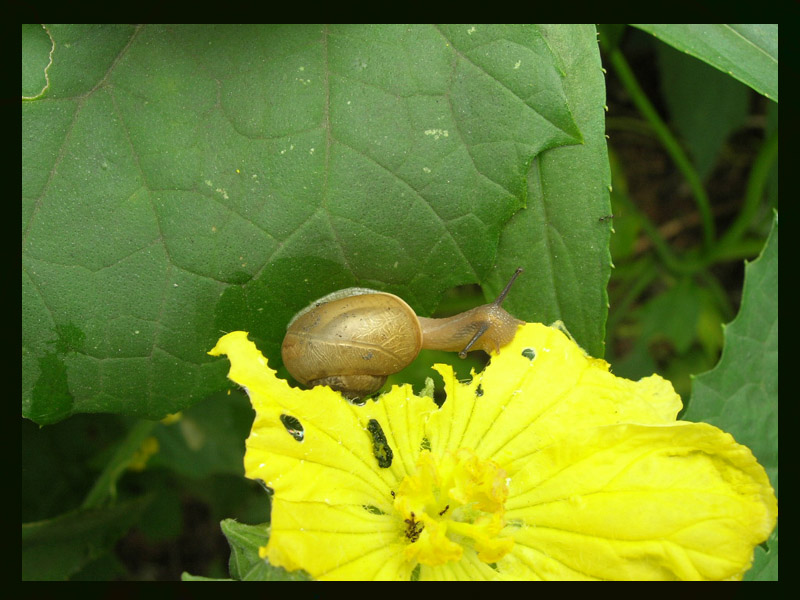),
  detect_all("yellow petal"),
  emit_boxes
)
[502,422,777,580]
[211,333,385,502]
[210,325,776,581]
[265,499,413,580]
[418,550,501,581]
[210,331,437,580]
[427,323,683,475]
